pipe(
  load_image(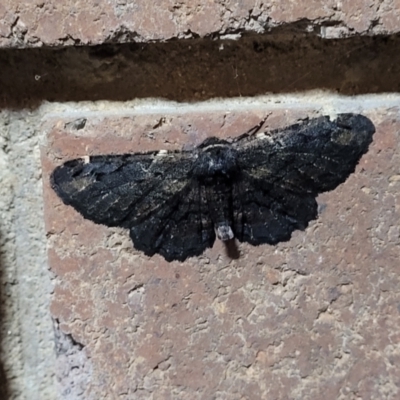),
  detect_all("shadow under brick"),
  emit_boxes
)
[0,30,400,108]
